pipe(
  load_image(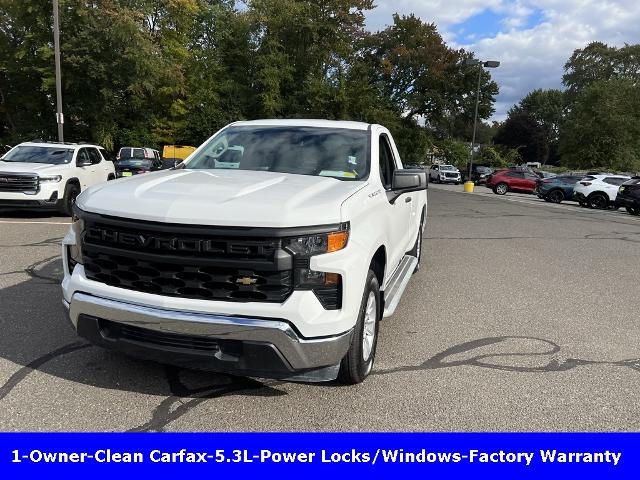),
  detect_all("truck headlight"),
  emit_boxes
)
[284,225,348,309]
[285,228,349,256]
[39,175,62,183]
